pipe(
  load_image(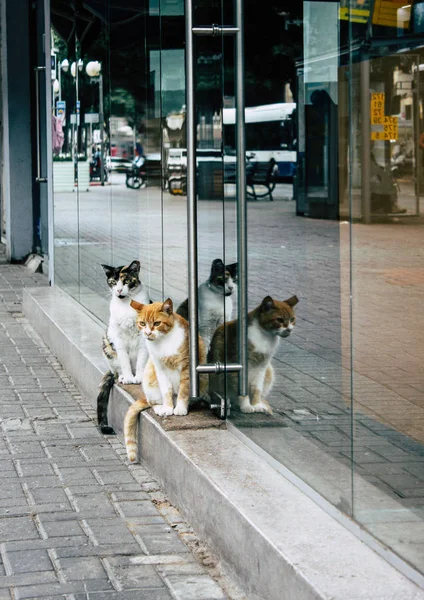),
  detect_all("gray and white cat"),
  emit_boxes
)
[176,259,237,348]
[97,260,150,433]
